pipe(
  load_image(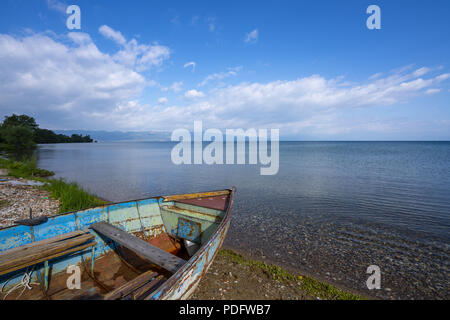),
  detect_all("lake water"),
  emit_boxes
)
[36,141,450,299]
